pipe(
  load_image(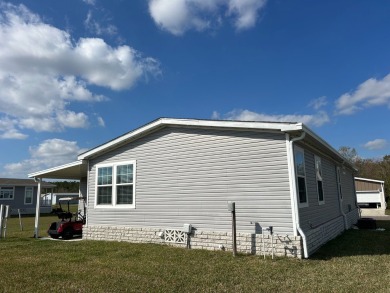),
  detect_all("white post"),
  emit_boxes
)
[18,209,23,231]
[3,205,9,238]
[0,204,3,239]
[34,178,42,238]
